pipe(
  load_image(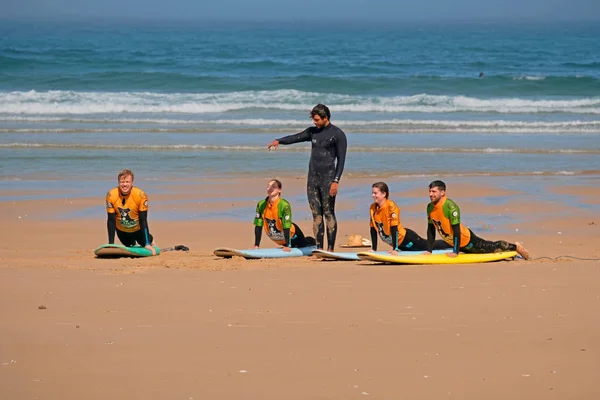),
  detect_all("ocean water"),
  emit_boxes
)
[1,21,600,183]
